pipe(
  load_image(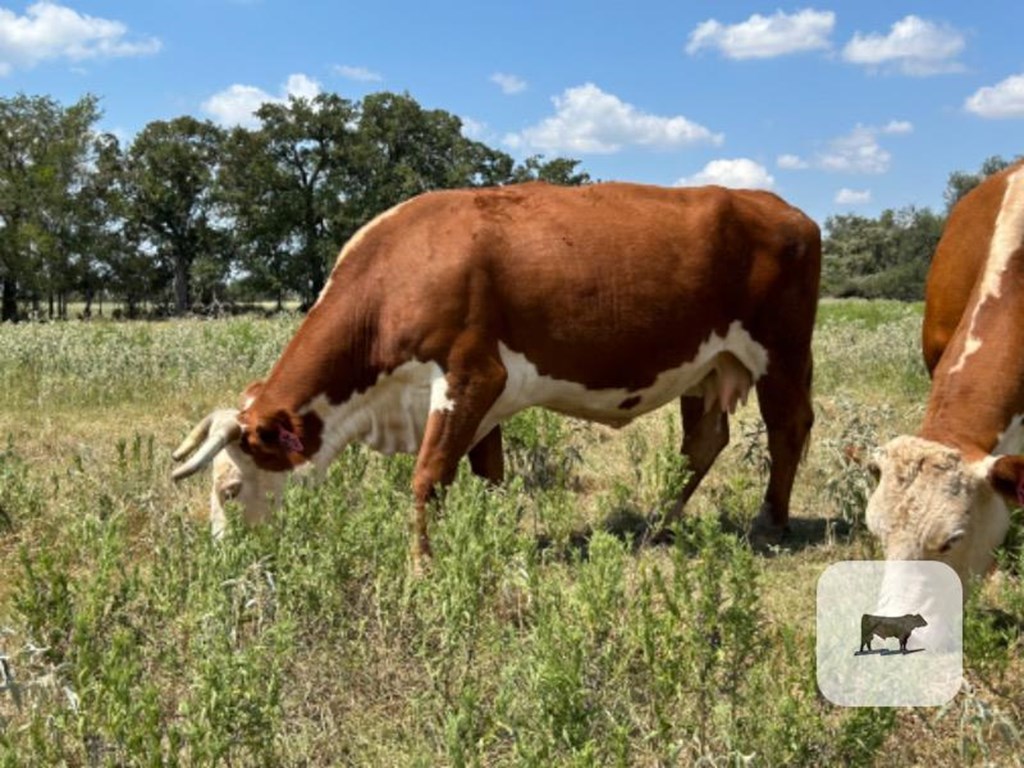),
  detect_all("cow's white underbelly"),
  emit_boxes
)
[474,321,768,443]
[300,320,769,466]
